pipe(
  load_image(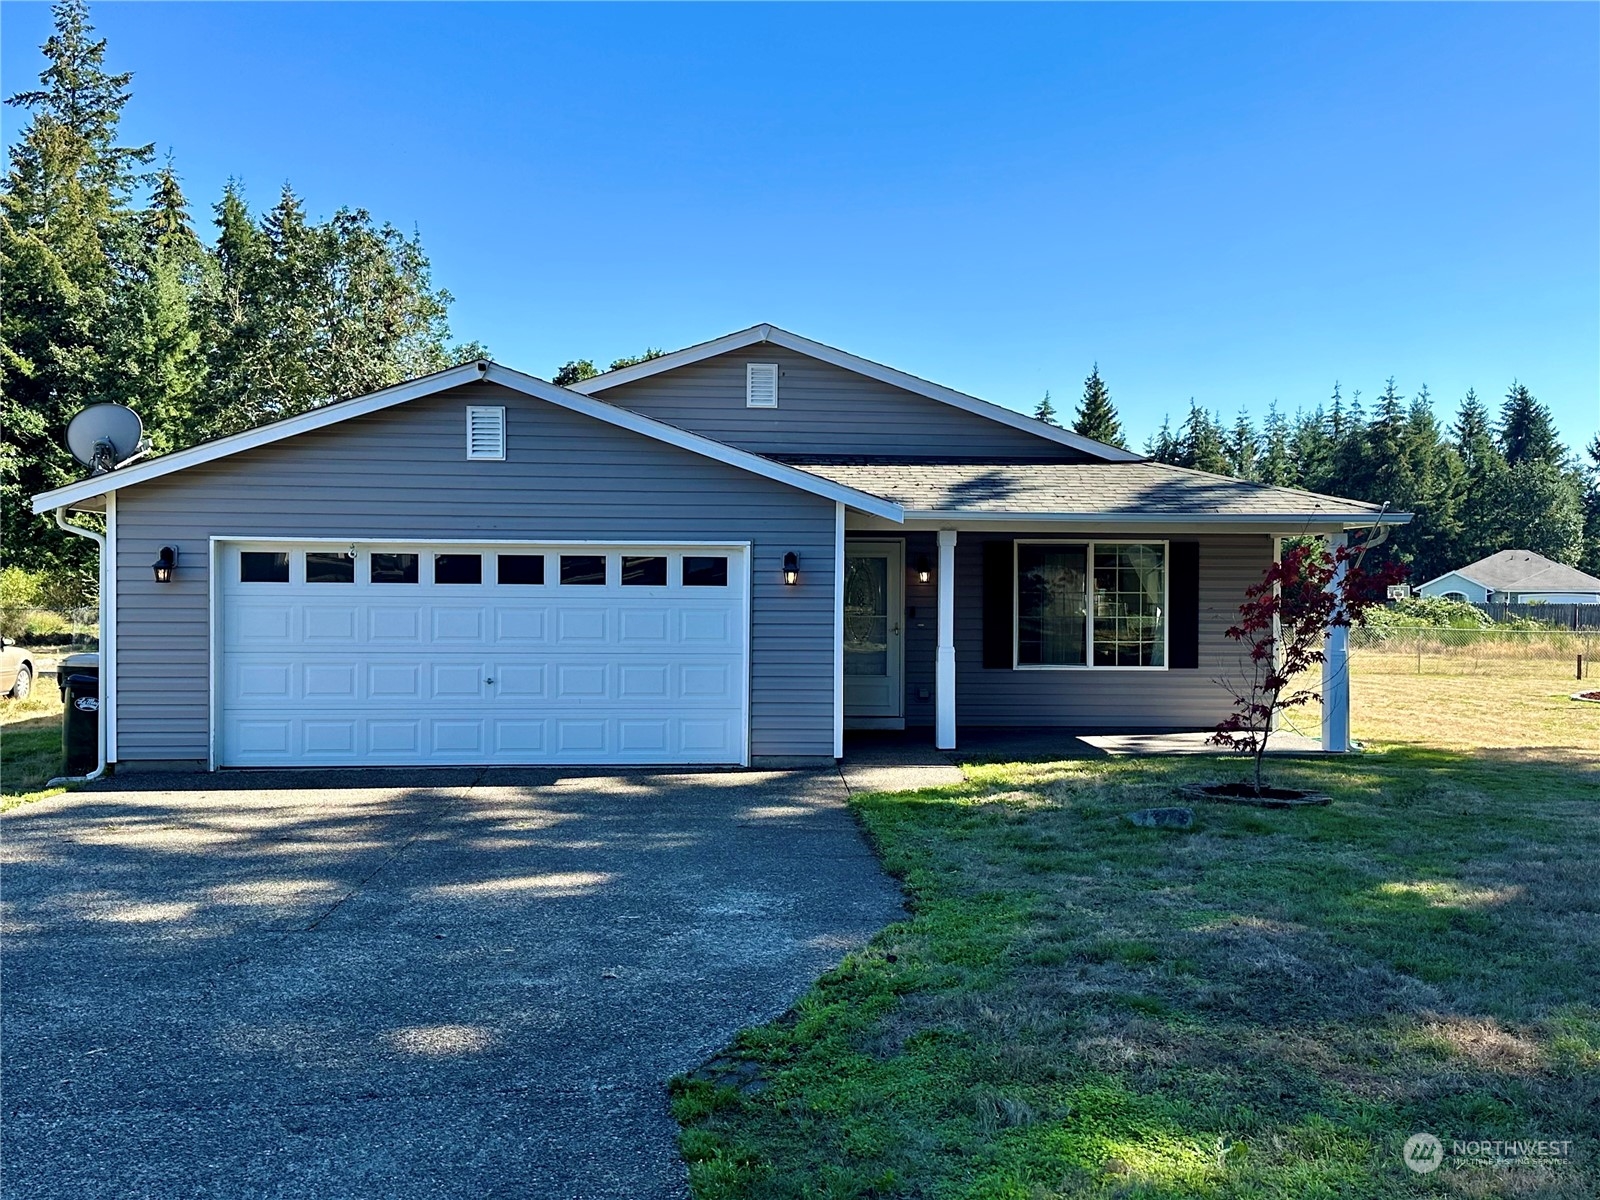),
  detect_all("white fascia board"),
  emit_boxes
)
[31,361,489,514]
[479,364,903,521]
[570,324,1146,464]
[30,357,904,524]
[902,509,1411,528]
